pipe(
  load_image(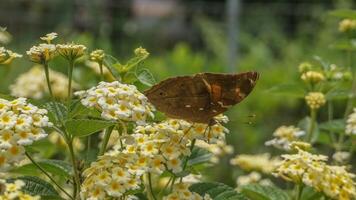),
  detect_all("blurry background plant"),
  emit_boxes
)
[0,0,355,199]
